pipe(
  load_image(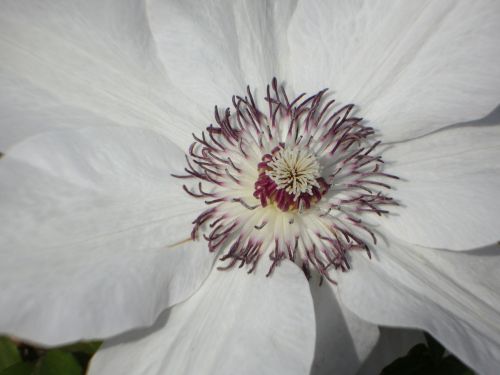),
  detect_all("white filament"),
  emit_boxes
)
[266,147,321,199]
